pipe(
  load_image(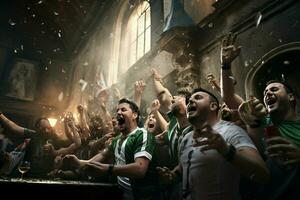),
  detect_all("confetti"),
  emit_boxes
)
[283,60,290,65]
[256,12,262,27]
[79,79,88,91]
[8,19,16,26]
[58,92,64,102]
